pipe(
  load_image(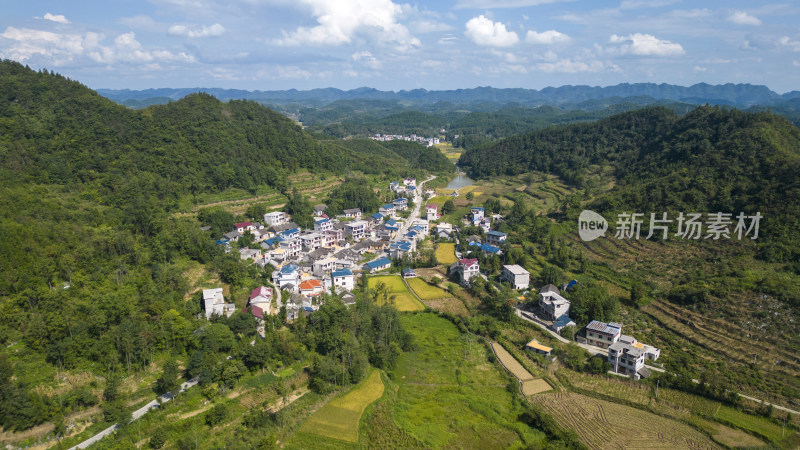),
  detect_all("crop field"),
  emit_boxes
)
[368,276,425,312]
[392,313,548,448]
[299,370,385,443]
[522,379,552,396]
[406,277,450,300]
[531,393,720,449]
[434,242,457,265]
[715,405,790,444]
[490,342,534,382]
